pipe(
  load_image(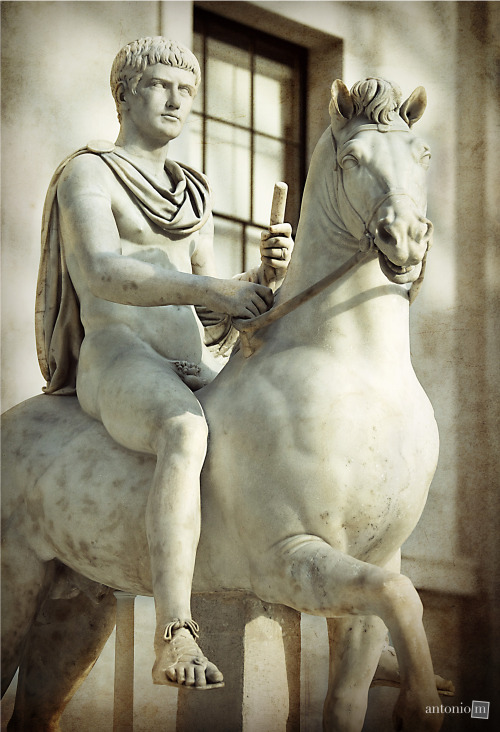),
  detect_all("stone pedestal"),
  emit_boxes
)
[113,592,136,732]
[176,593,301,732]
